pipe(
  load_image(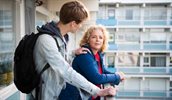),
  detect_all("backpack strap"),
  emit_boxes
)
[51,35,61,52]
[40,63,50,74]
[36,63,50,100]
